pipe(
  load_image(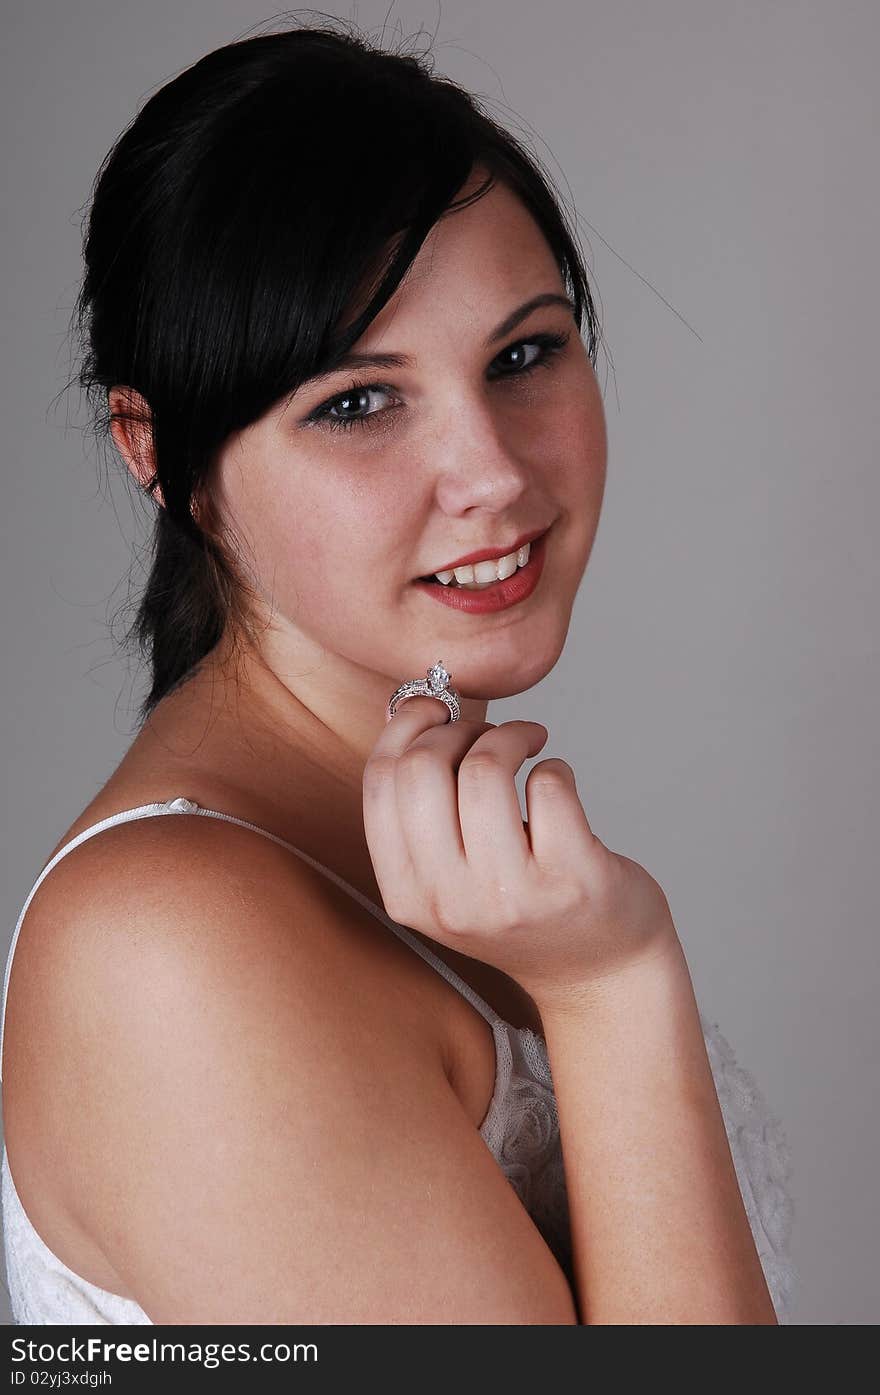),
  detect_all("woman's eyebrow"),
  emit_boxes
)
[300,291,576,388]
